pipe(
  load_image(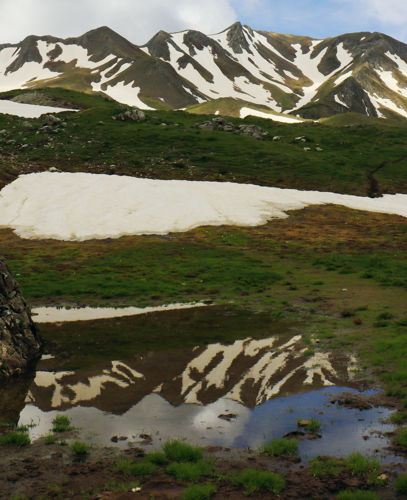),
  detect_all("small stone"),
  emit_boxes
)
[218,413,237,421]
[297,420,311,427]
